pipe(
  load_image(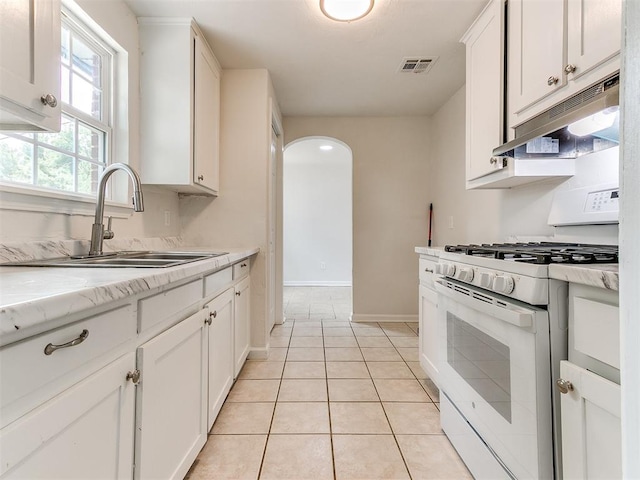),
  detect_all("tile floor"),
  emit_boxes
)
[186,287,471,480]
